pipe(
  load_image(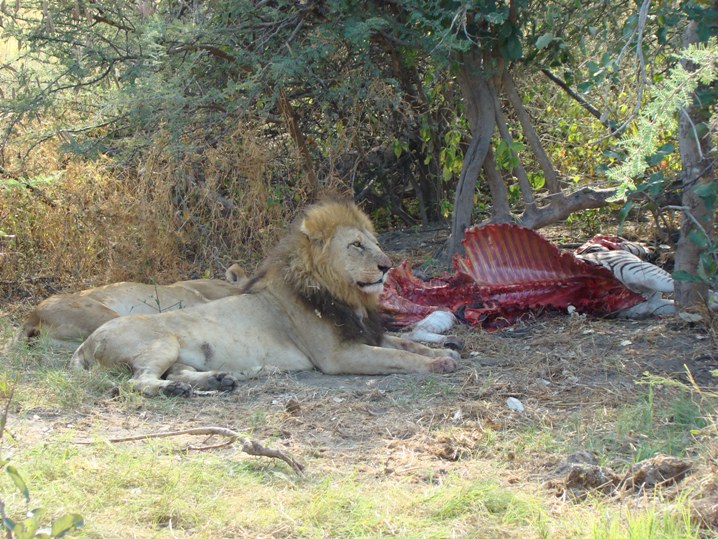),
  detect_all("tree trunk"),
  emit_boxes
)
[483,147,512,223]
[490,78,536,216]
[674,20,716,309]
[447,50,497,259]
[503,71,564,200]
